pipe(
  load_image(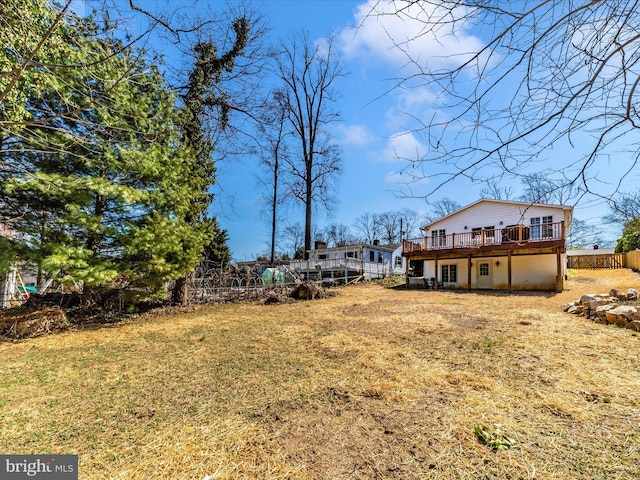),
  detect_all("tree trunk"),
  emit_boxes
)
[270,152,278,265]
[304,166,313,260]
[171,273,191,306]
[83,193,105,304]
